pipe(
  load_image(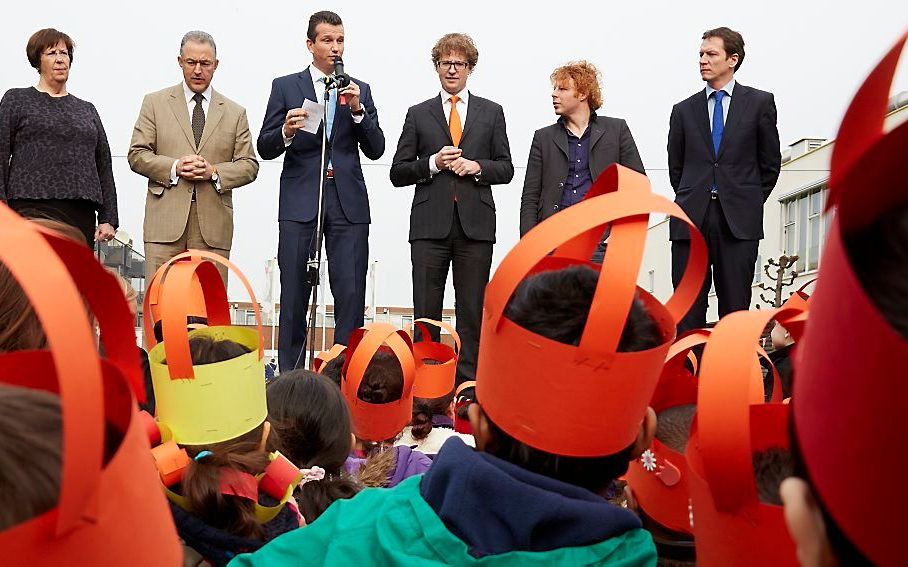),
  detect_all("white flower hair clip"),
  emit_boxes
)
[299,466,326,486]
